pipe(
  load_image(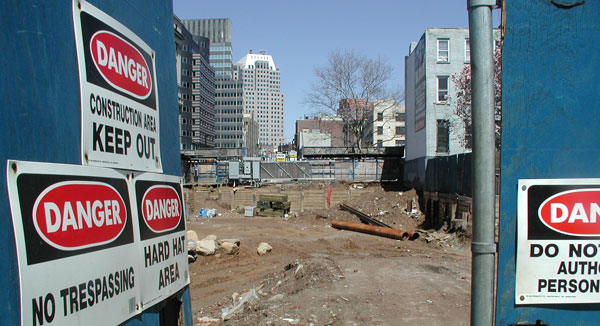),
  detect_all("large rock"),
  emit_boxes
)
[201,234,218,241]
[186,230,199,242]
[220,241,239,255]
[257,242,272,255]
[218,238,240,247]
[187,240,197,252]
[196,239,217,256]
